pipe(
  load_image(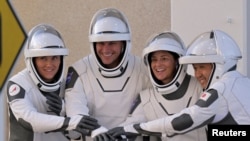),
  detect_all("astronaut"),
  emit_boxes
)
[64,8,150,140]
[107,30,250,139]
[6,24,100,141]
[95,31,207,141]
